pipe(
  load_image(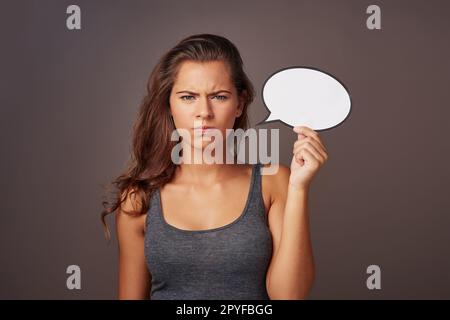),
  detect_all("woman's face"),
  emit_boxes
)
[169,60,243,152]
